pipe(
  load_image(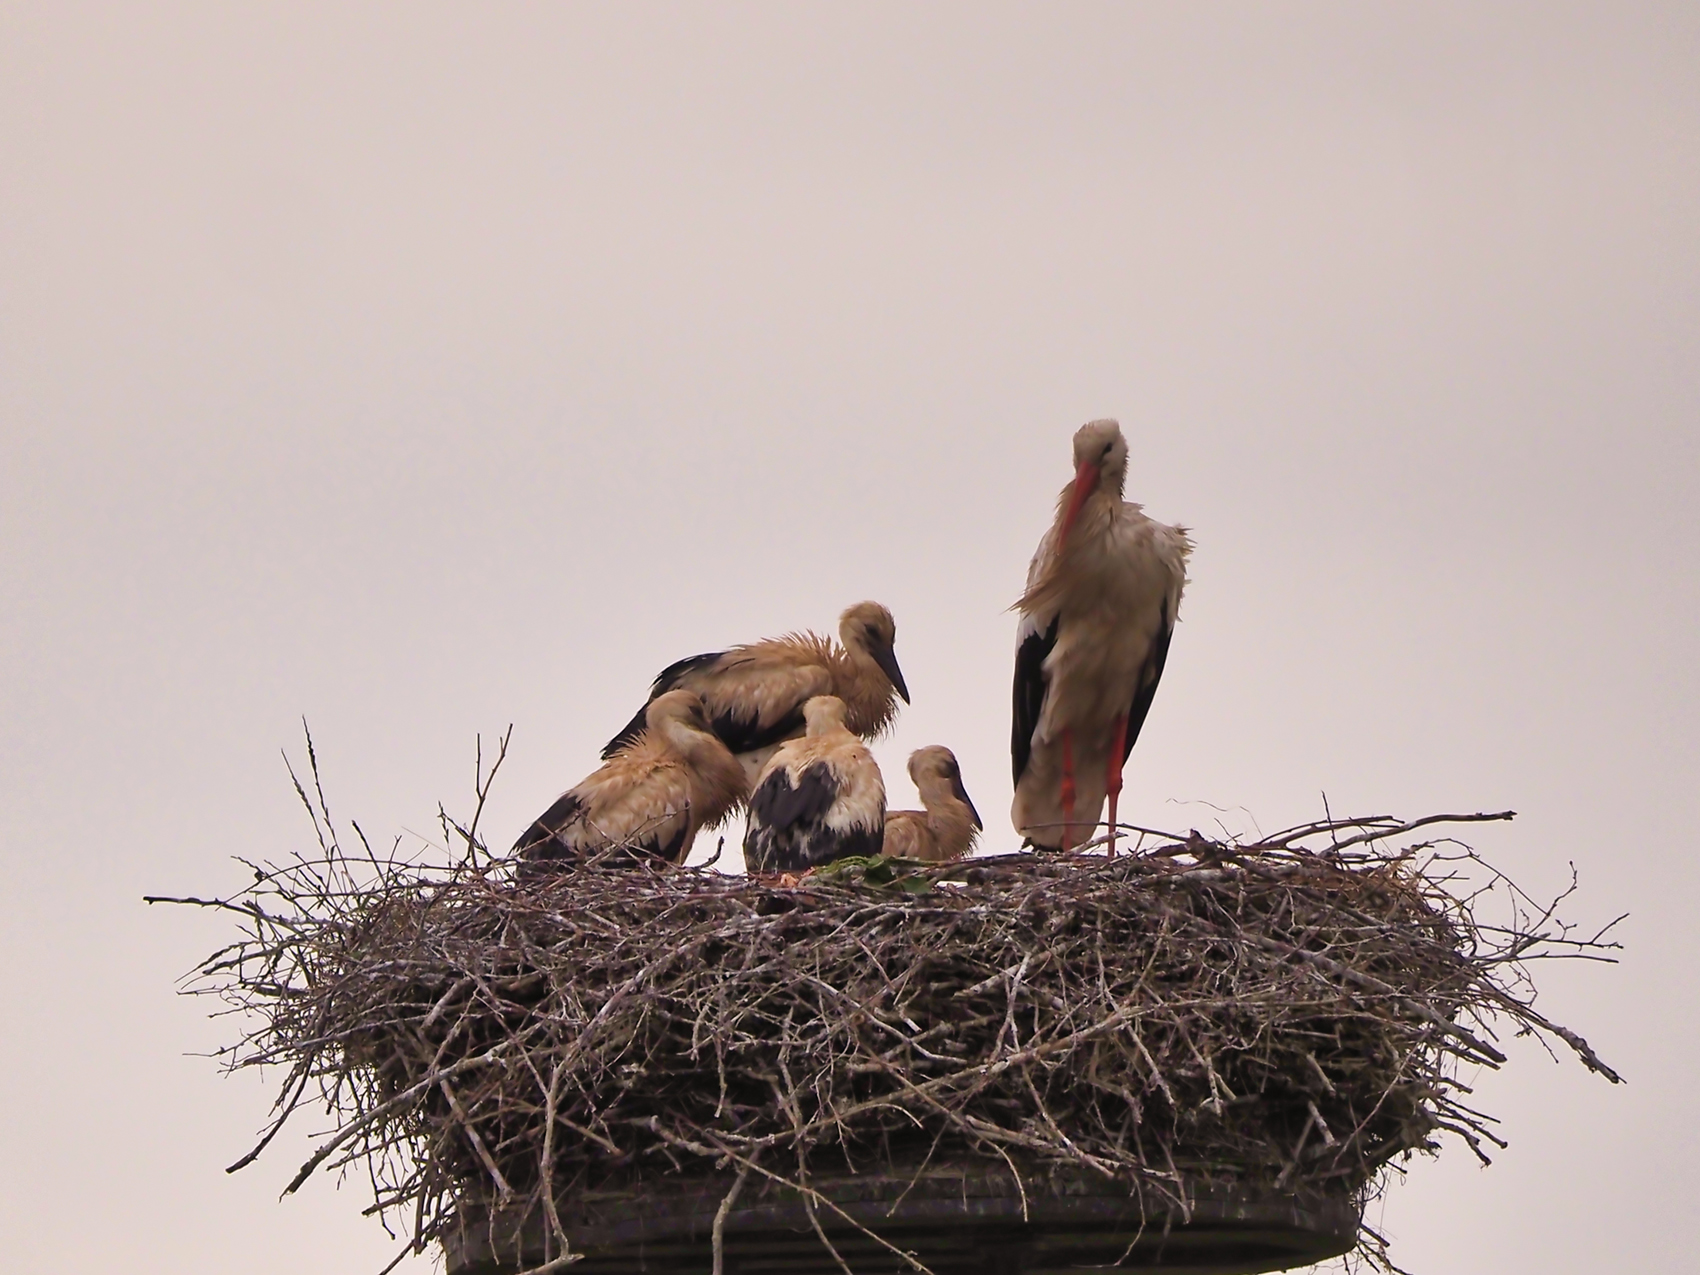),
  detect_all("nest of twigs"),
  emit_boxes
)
[155,751,1622,1275]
